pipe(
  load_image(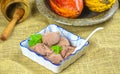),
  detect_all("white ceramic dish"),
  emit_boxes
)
[19,24,89,73]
